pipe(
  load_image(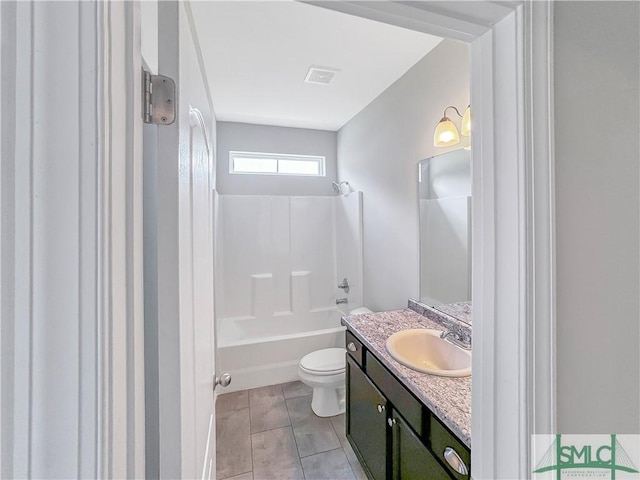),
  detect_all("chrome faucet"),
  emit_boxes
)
[336,298,348,305]
[440,326,472,350]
